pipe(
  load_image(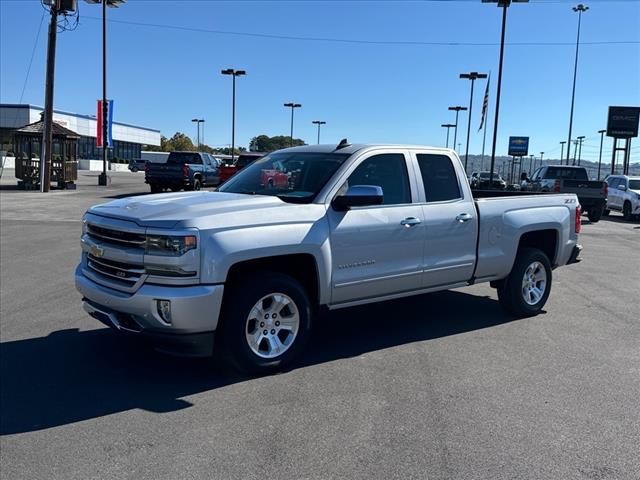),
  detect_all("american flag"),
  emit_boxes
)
[478,74,490,132]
